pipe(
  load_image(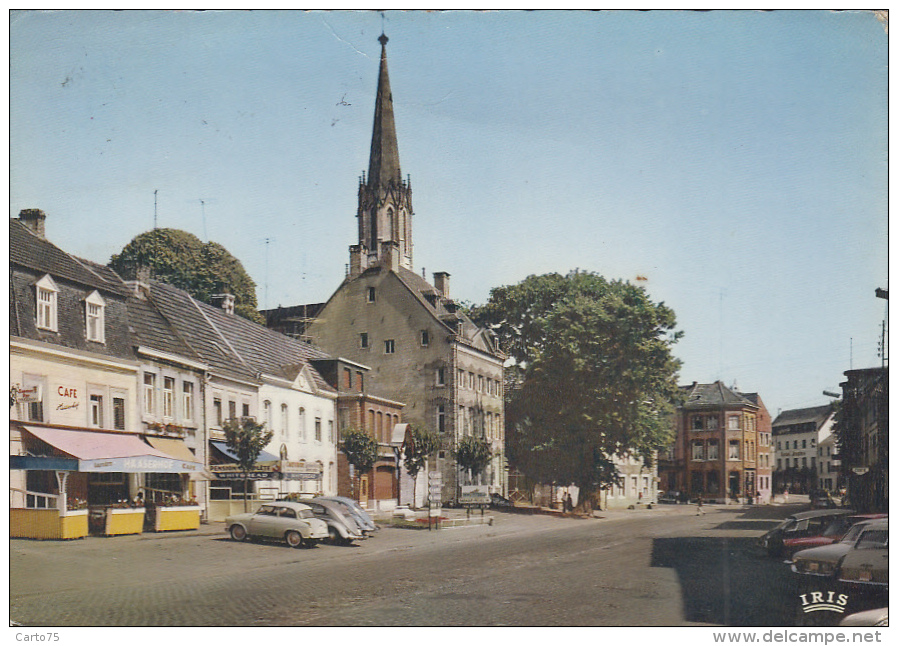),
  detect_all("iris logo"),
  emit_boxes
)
[799,591,849,614]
